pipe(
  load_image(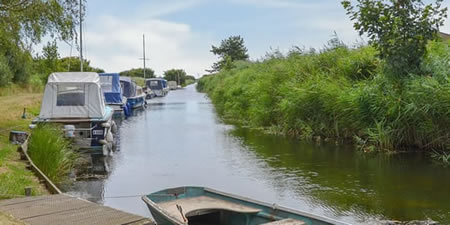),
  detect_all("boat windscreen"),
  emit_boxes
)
[100,76,113,92]
[56,85,85,106]
[121,80,136,98]
[147,80,162,90]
